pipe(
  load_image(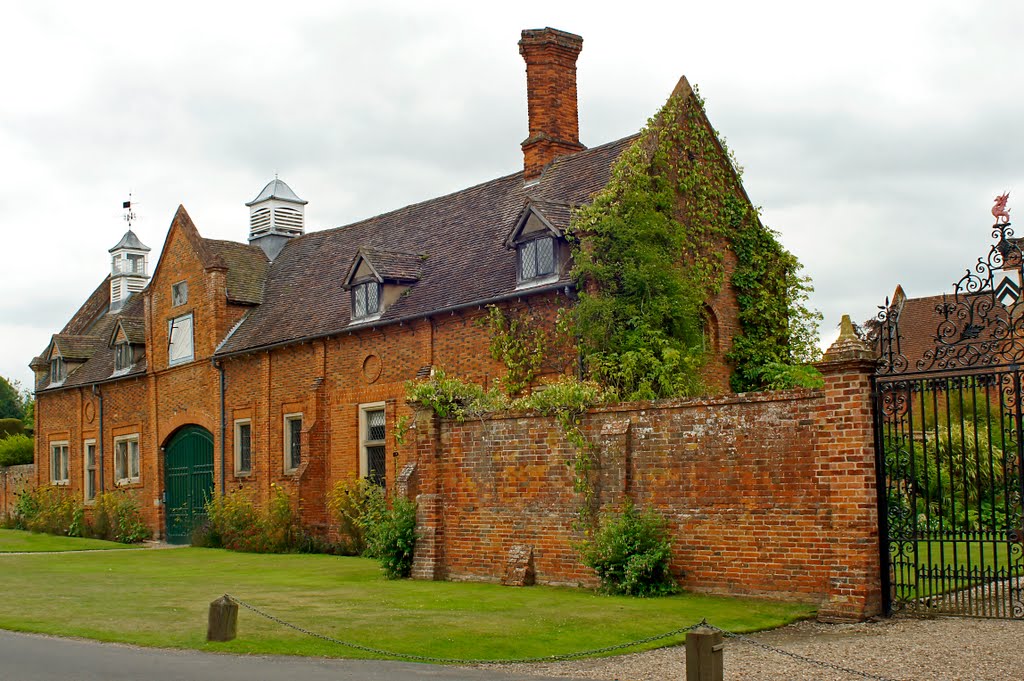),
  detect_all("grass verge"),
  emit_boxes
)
[0,529,138,553]
[0,547,813,661]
